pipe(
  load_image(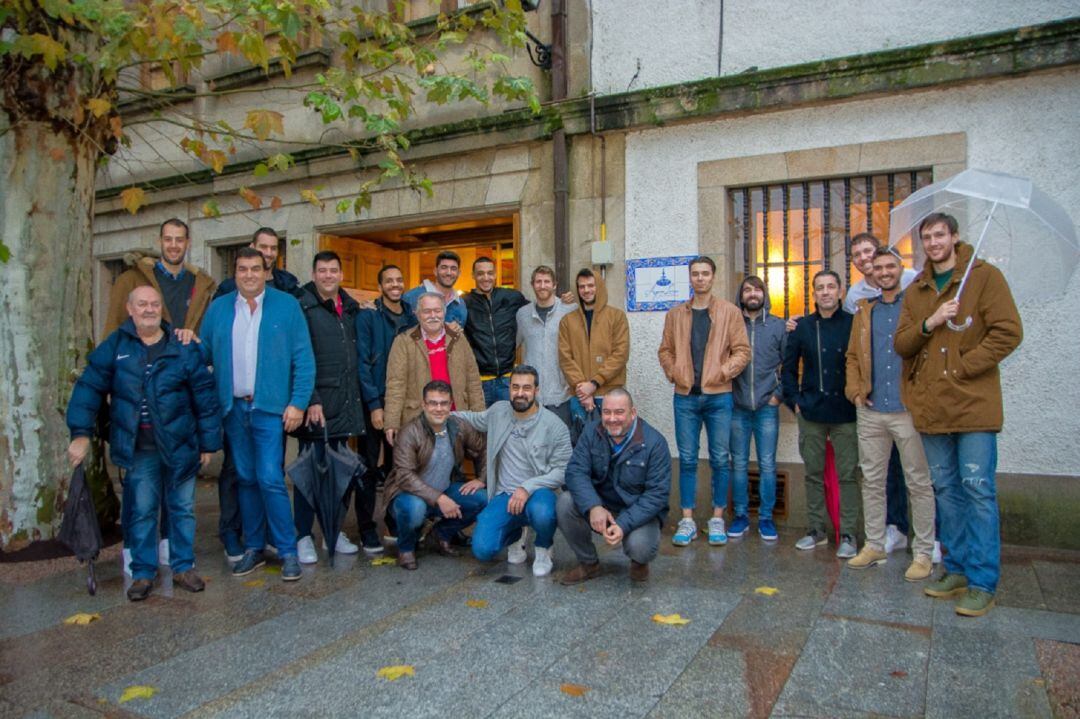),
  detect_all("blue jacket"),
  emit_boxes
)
[213,267,299,299]
[403,281,467,327]
[66,320,222,484]
[733,280,787,410]
[564,417,671,534]
[781,310,856,424]
[200,287,316,417]
[355,299,417,411]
